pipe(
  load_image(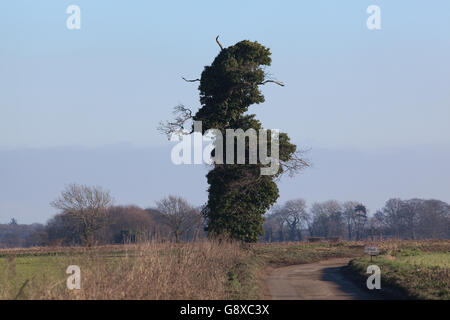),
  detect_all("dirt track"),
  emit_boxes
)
[264,258,386,300]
